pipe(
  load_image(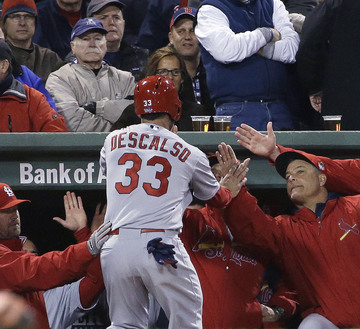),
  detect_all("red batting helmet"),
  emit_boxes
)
[134,75,182,122]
